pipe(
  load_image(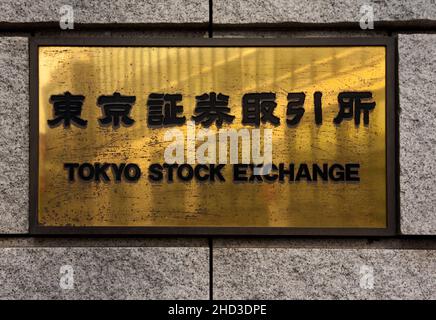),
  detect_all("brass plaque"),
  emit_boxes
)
[30,38,396,235]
